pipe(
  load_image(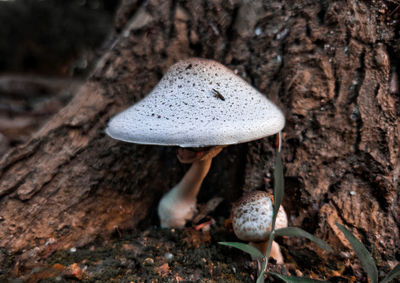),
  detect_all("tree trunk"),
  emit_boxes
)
[0,0,399,273]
